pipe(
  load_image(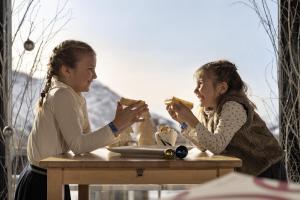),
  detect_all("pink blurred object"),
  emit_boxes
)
[169,172,300,200]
